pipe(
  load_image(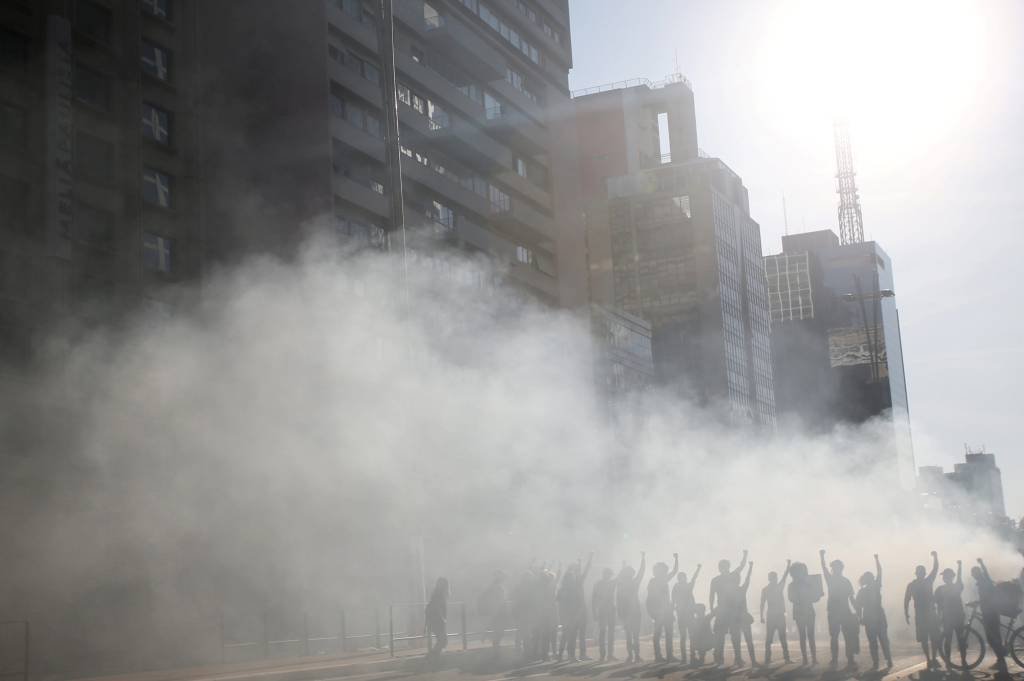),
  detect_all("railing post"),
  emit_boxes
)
[461,602,467,651]
[262,608,270,658]
[339,608,347,654]
[388,605,394,658]
[303,612,309,657]
[375,607,381,649]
